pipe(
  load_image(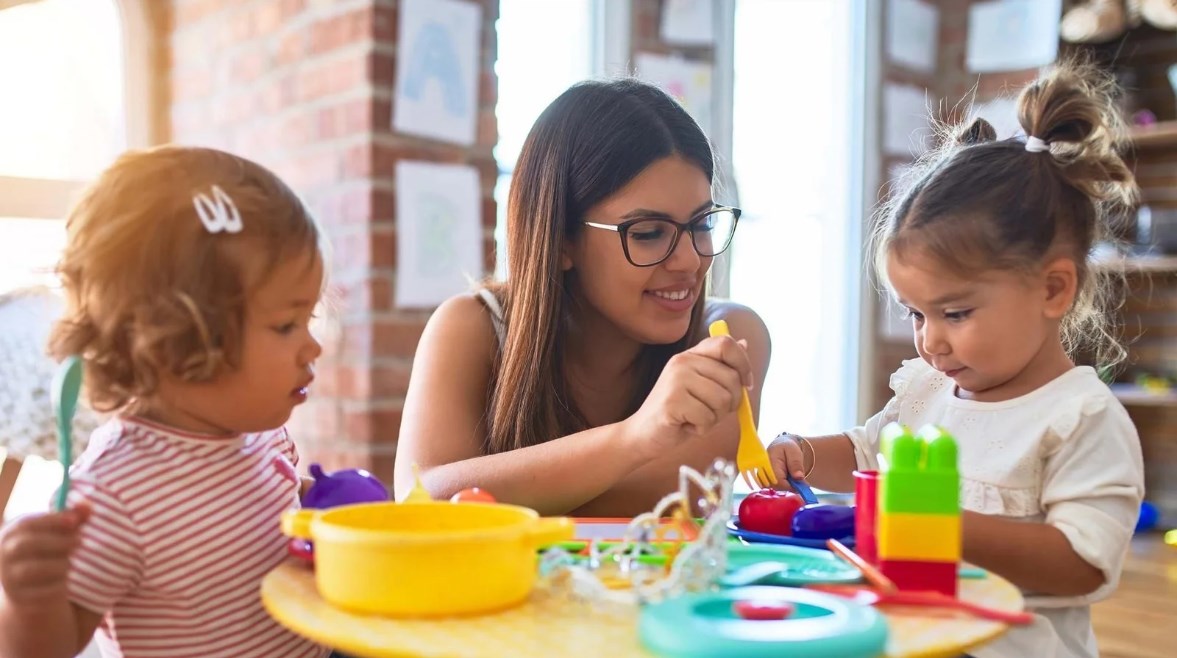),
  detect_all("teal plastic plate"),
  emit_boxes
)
[724,543,863,587]
[639,585,888,658]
